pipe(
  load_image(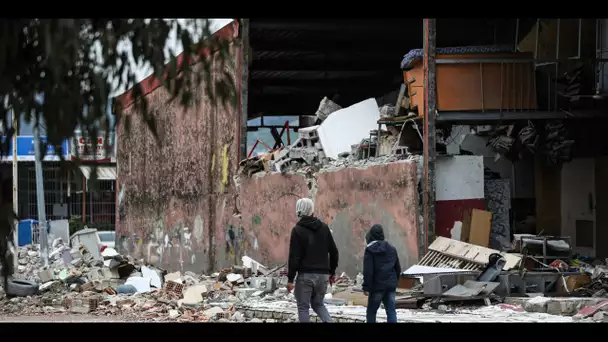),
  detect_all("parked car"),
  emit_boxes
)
[97,231,116,252]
